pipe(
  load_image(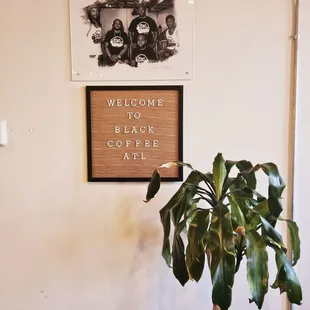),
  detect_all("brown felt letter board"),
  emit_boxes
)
[86,86,183,182]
